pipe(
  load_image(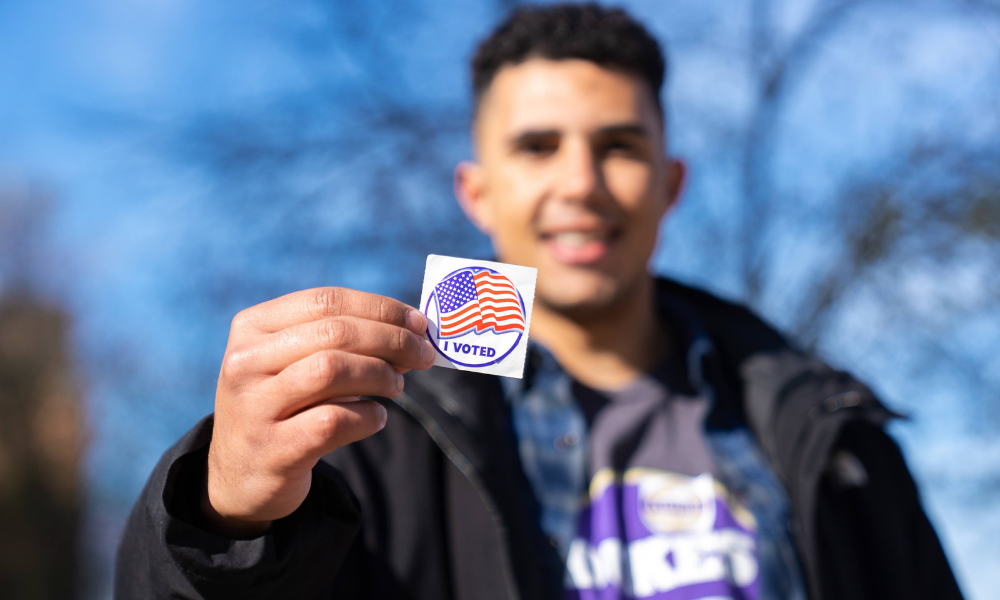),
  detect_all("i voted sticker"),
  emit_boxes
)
[419,255,536,378]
